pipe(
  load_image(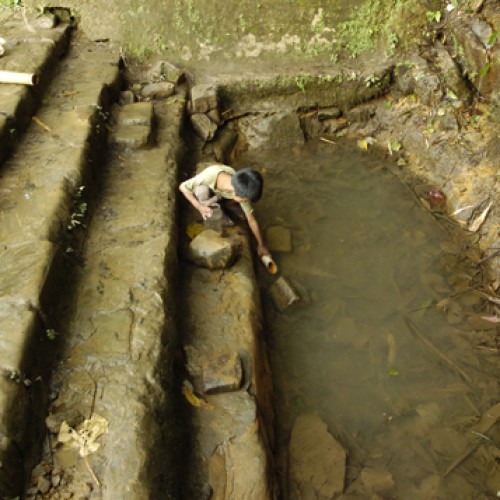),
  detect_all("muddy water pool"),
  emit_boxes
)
[236,140,499,498]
